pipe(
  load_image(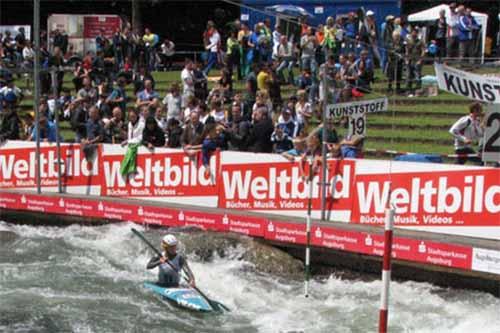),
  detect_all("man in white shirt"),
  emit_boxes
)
[181,59,195,108]
[161,38,175,71]
[203,21,220,75]
[276,35,294,84]
[447,3,460,59]
[449,102,483,165]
